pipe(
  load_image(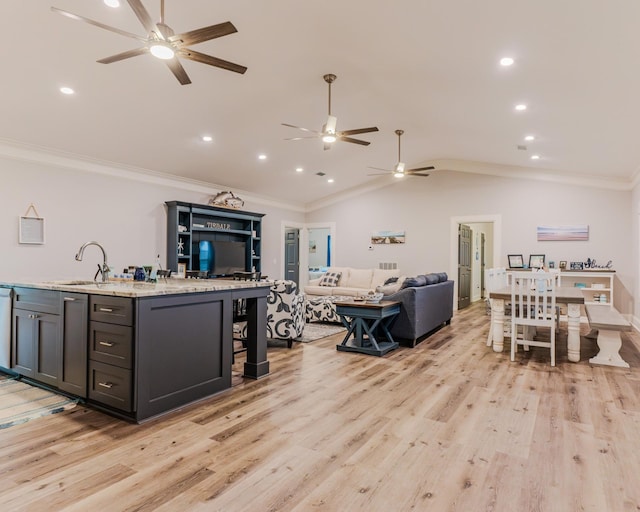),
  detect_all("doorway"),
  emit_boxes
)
[449,215,502,310]
[281,221,336,286]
